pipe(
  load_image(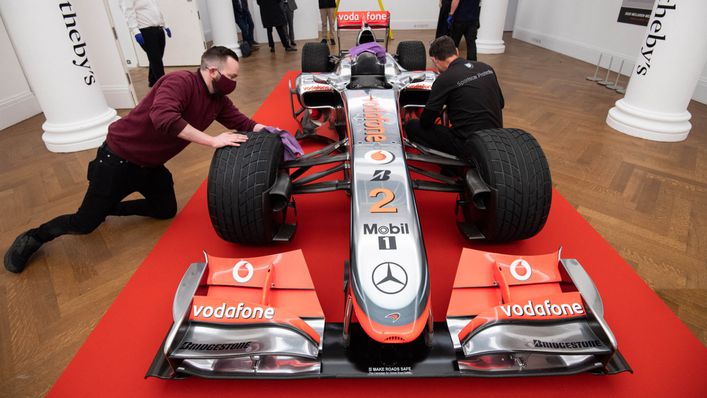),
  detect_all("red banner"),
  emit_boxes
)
[337,11,390,29]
